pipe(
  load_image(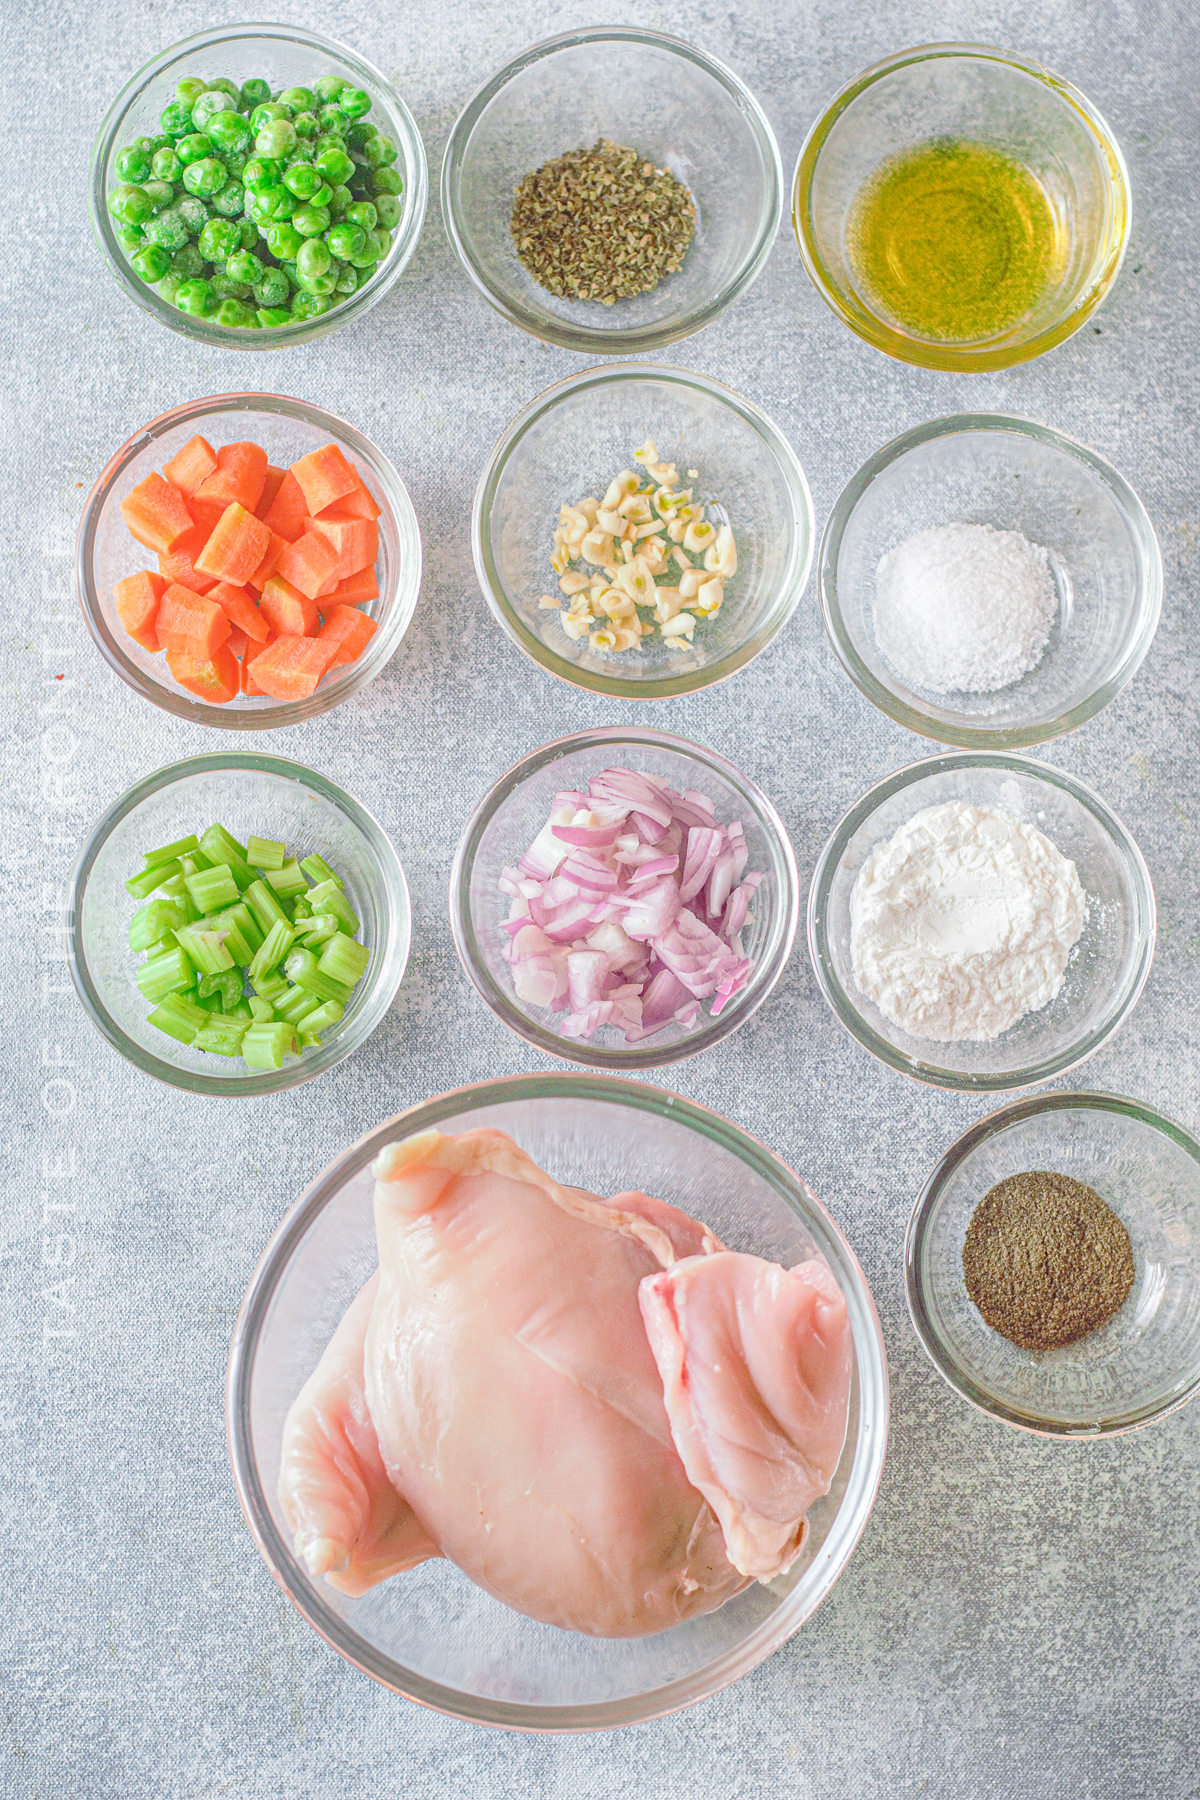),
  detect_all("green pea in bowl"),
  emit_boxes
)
[90,23,427,346]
